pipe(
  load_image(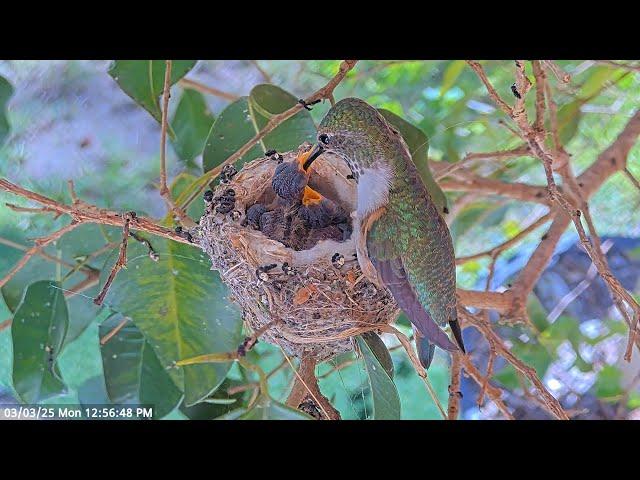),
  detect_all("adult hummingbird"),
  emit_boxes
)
[304,98,465,368]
